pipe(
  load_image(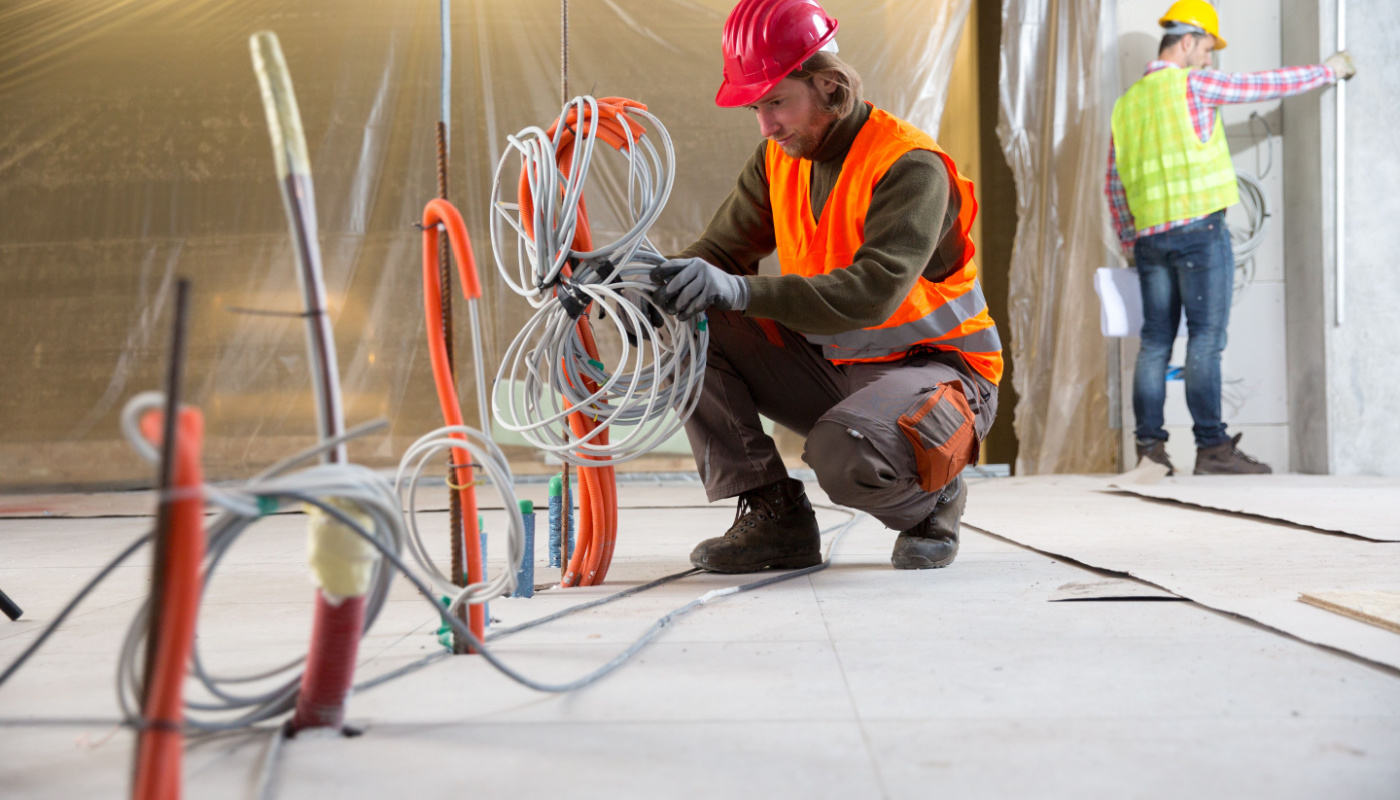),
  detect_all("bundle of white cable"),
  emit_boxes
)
[490,96,672,305]
[488,96,709,466]
[1230,170,1268,302]
[1227,112,1273,302]
[394,425,526,613]
[115,393,403,731]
